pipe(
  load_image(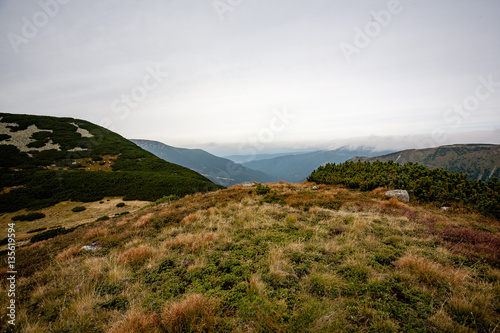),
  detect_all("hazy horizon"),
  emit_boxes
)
[1,1,499,157]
